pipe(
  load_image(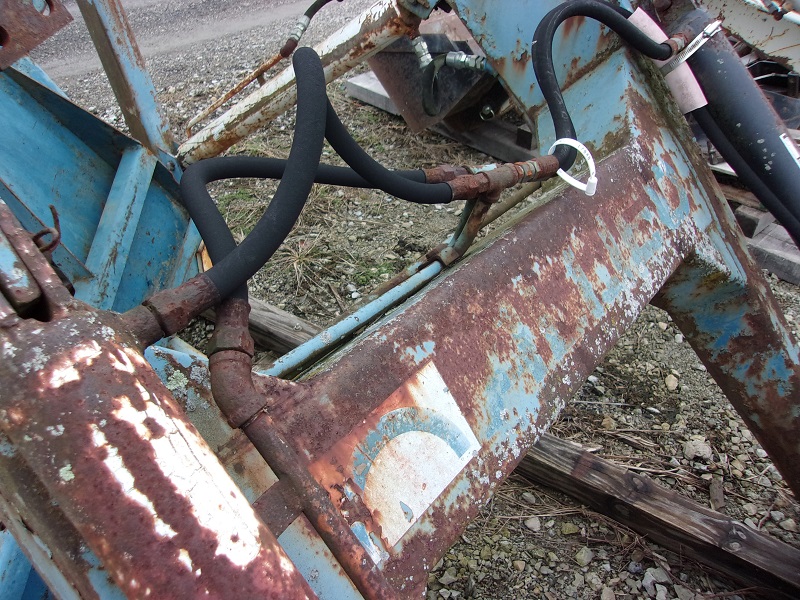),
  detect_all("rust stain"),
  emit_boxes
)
[561,15,586,38]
